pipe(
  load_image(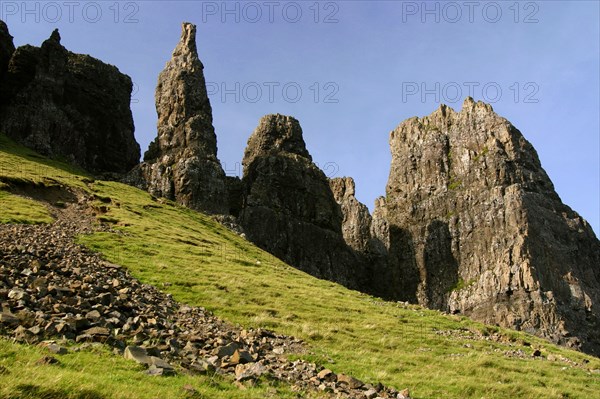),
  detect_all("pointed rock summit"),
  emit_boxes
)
[135,22,227,214]
[385,97,600,354]
[0,22,140,174]
[240,114,368,289]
